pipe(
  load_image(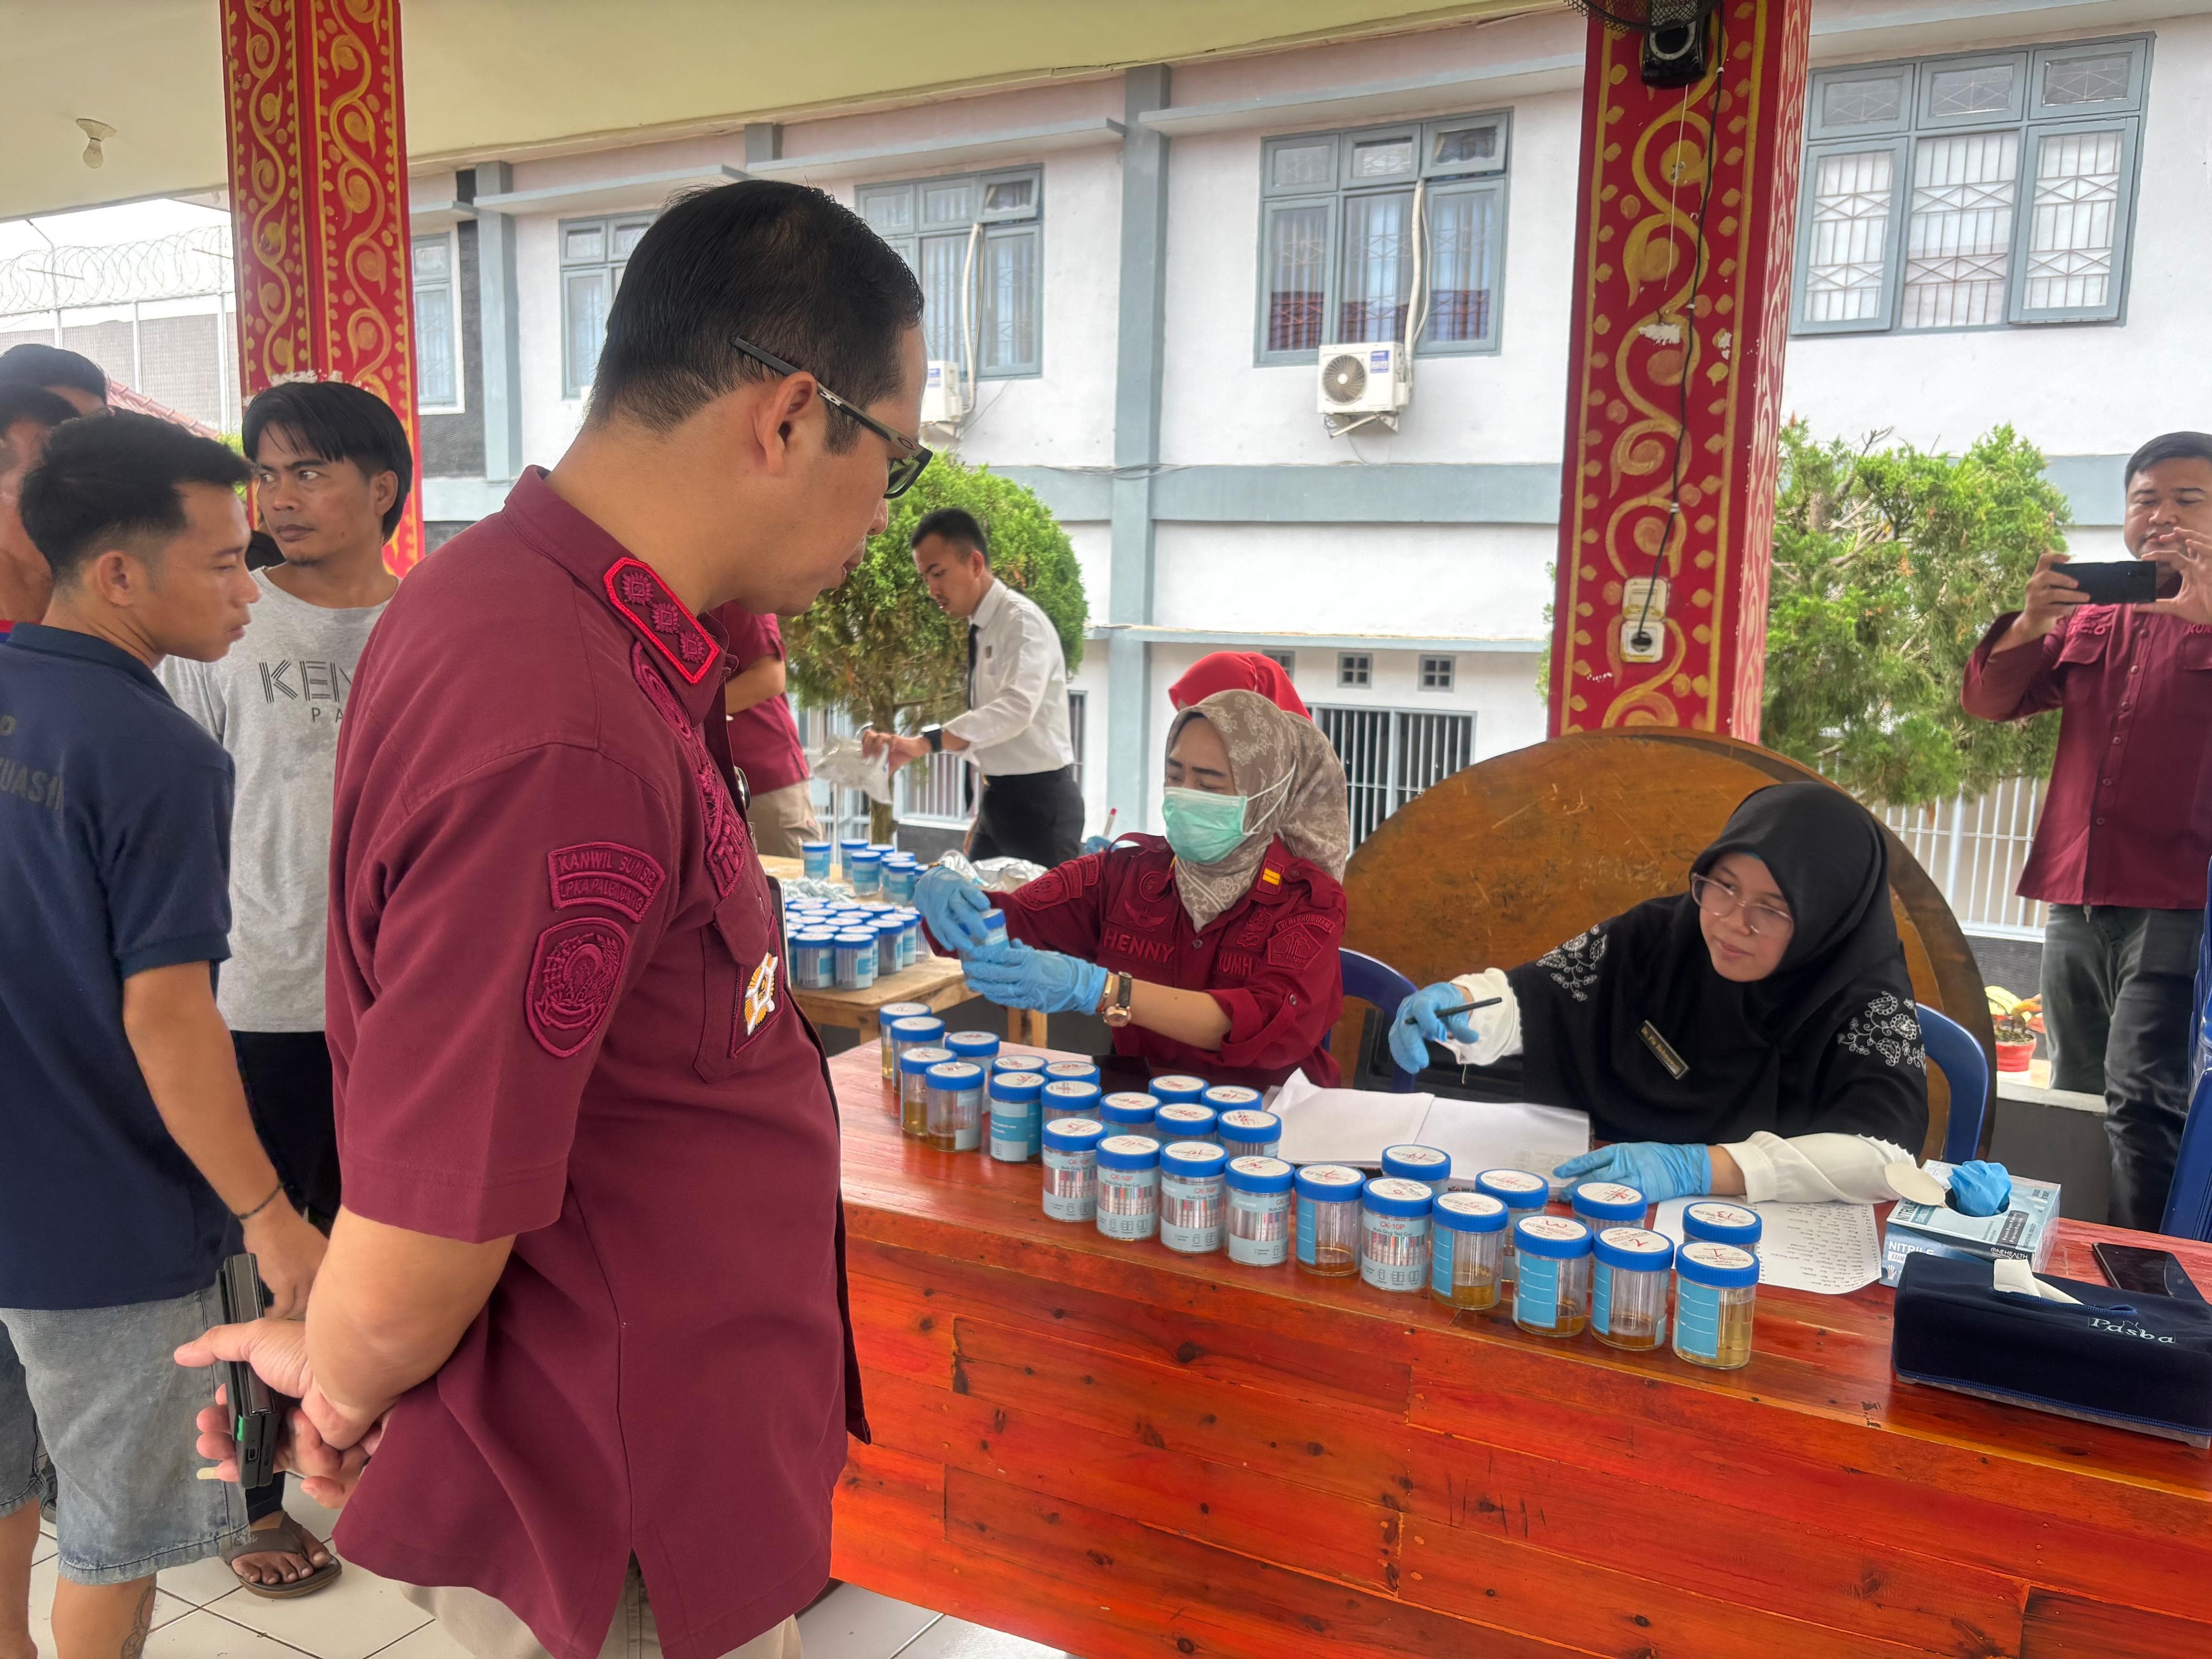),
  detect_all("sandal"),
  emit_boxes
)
[222,1513,343,1599]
